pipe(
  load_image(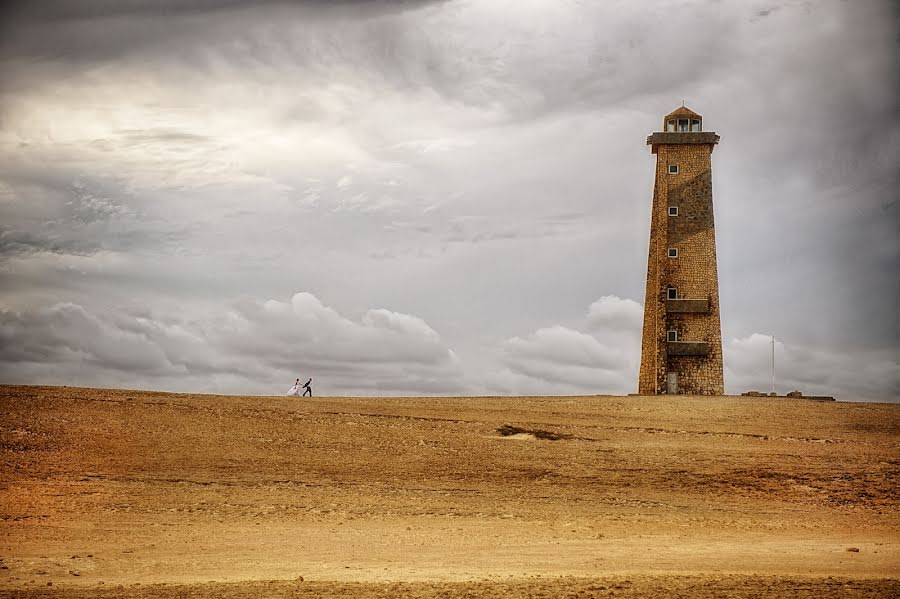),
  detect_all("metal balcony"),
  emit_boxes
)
[666,298,710,313]
[647,131,720,154]
[667,341,709,357]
